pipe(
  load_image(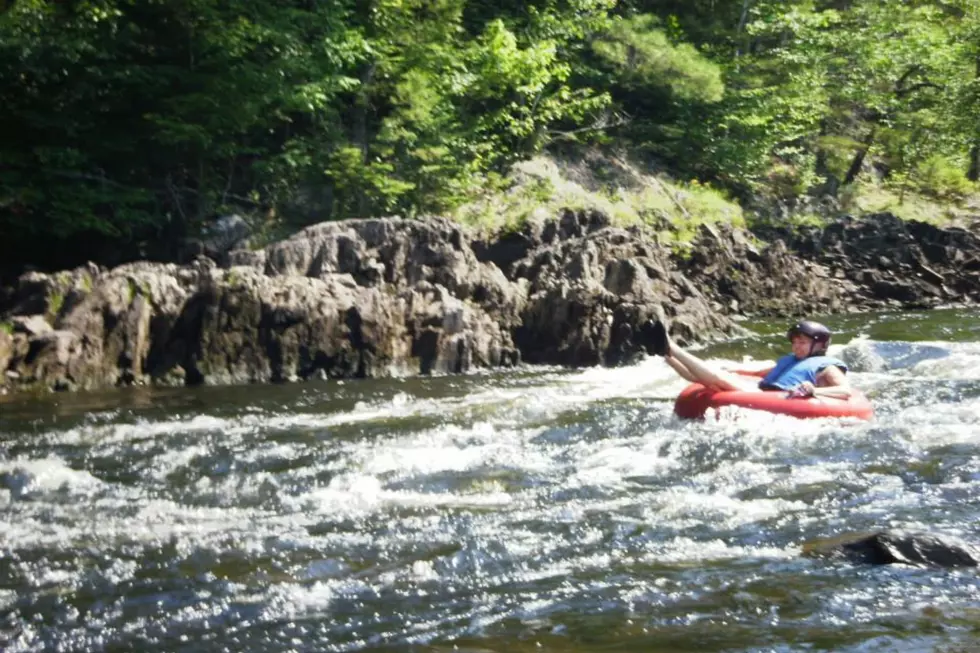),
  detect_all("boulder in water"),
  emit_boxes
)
[802,530,980,568]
